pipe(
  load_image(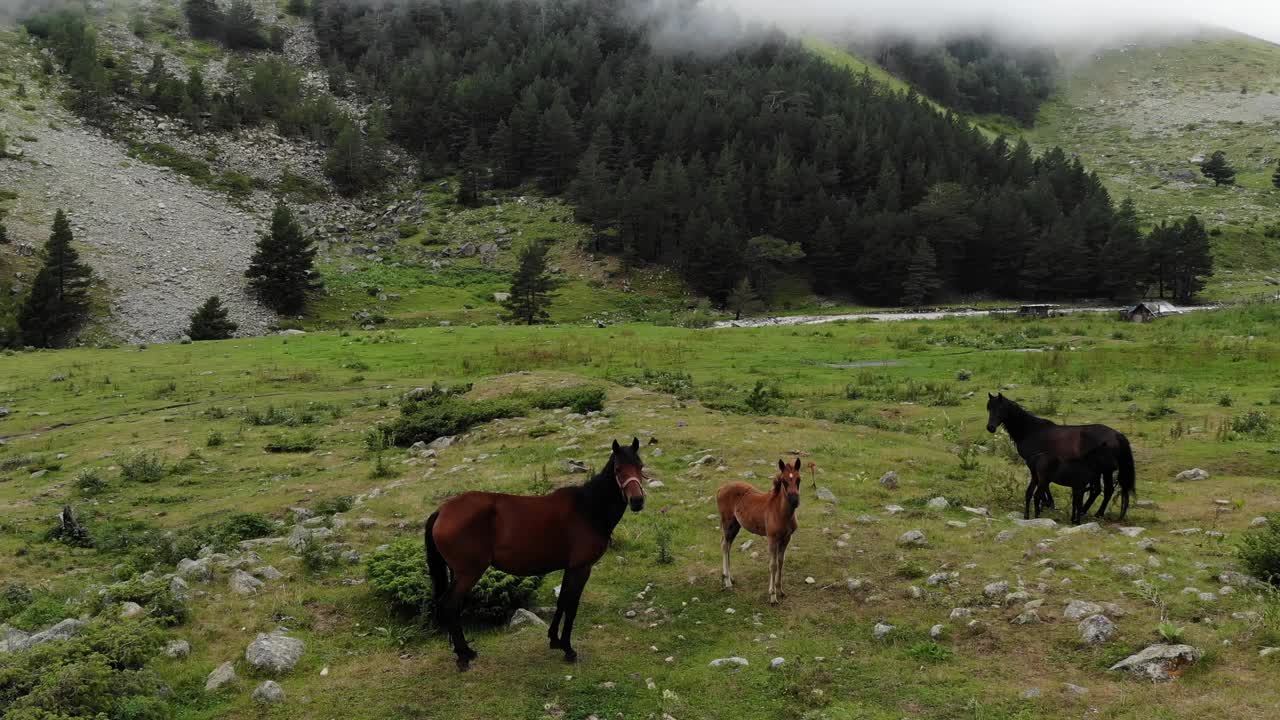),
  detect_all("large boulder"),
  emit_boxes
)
[1078,614,1116,645]
[897,530,927,547]
[1109,644,1202,681]
[230,570,264,596]
[205,661,237,692]
[1063,600,1104,621]
[245,631,305,675]
[176,557,212,581]
[2,619,85,653]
